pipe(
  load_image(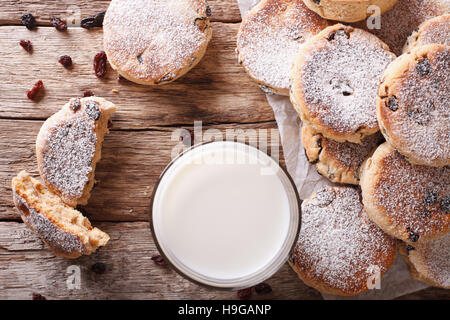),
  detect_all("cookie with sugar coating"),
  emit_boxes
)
[301,123,383,185]
[360,142,450,245]
[103,0,212,85]
[404,14,450,52]
[399,234,450,289]
[12,171,109,259]
[36,96,116,207]
[290,24,396,144]
[377,44,449,167]
[237,0,331,95]
[302,0,398,22]
[289,186,397,296]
